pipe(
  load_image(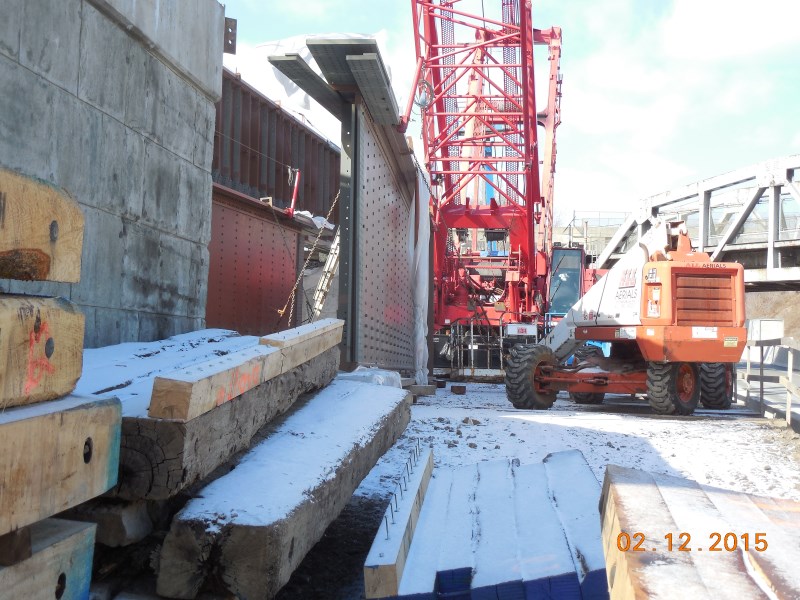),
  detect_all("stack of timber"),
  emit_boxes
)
[600,465,800,599]
[0,168,122,598]
[364,450,609,600]
[157,378,412,599]
[66,319,344,547]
